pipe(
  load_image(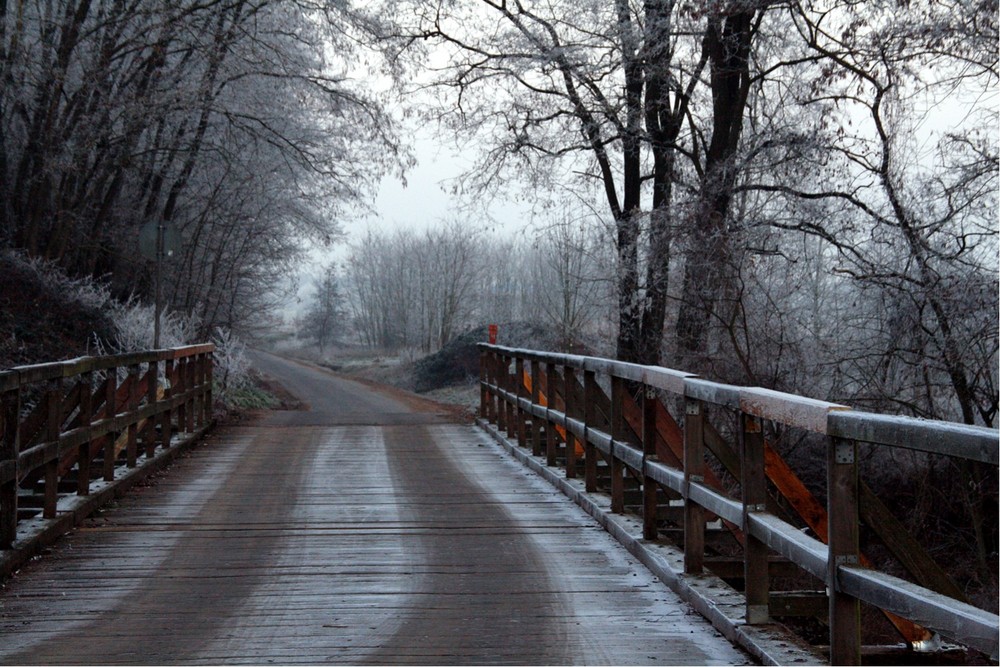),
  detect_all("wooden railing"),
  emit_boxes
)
[1,344,214,549]
[478,344,998,665]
